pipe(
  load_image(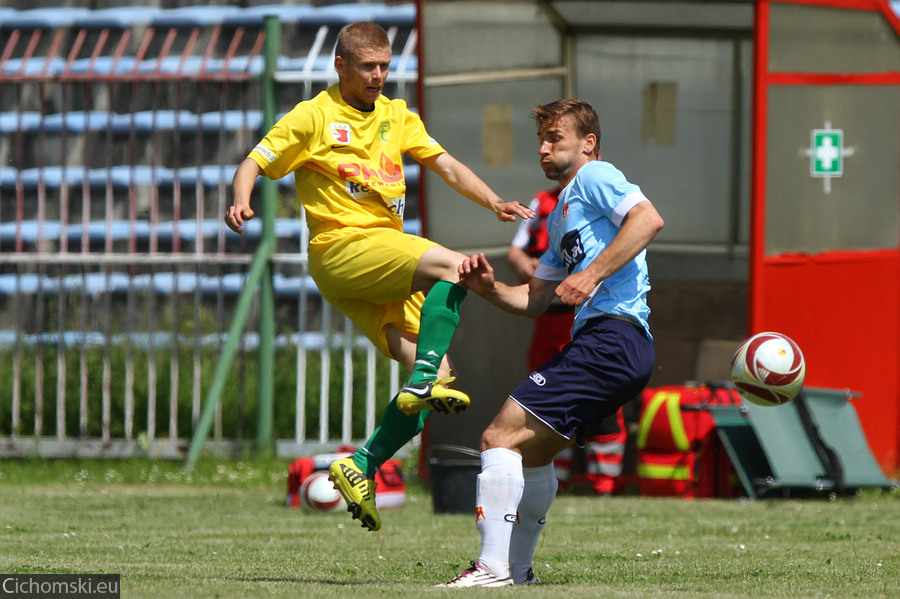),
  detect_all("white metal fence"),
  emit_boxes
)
[0,3,418,458]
